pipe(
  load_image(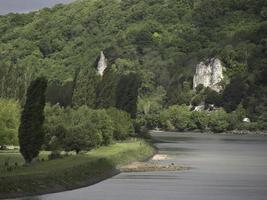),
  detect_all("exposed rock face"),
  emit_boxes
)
[193,58,224,92]
[97,51,107,76]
